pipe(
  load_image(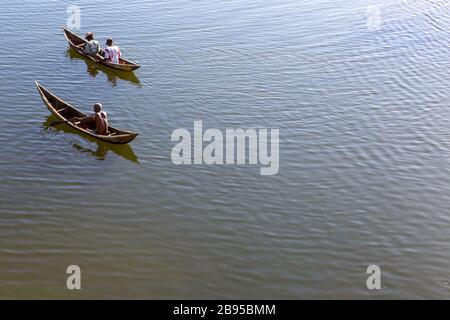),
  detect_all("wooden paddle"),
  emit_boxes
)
[49,119,69,126]
[50,119,80,126]
[74,42,105,61]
